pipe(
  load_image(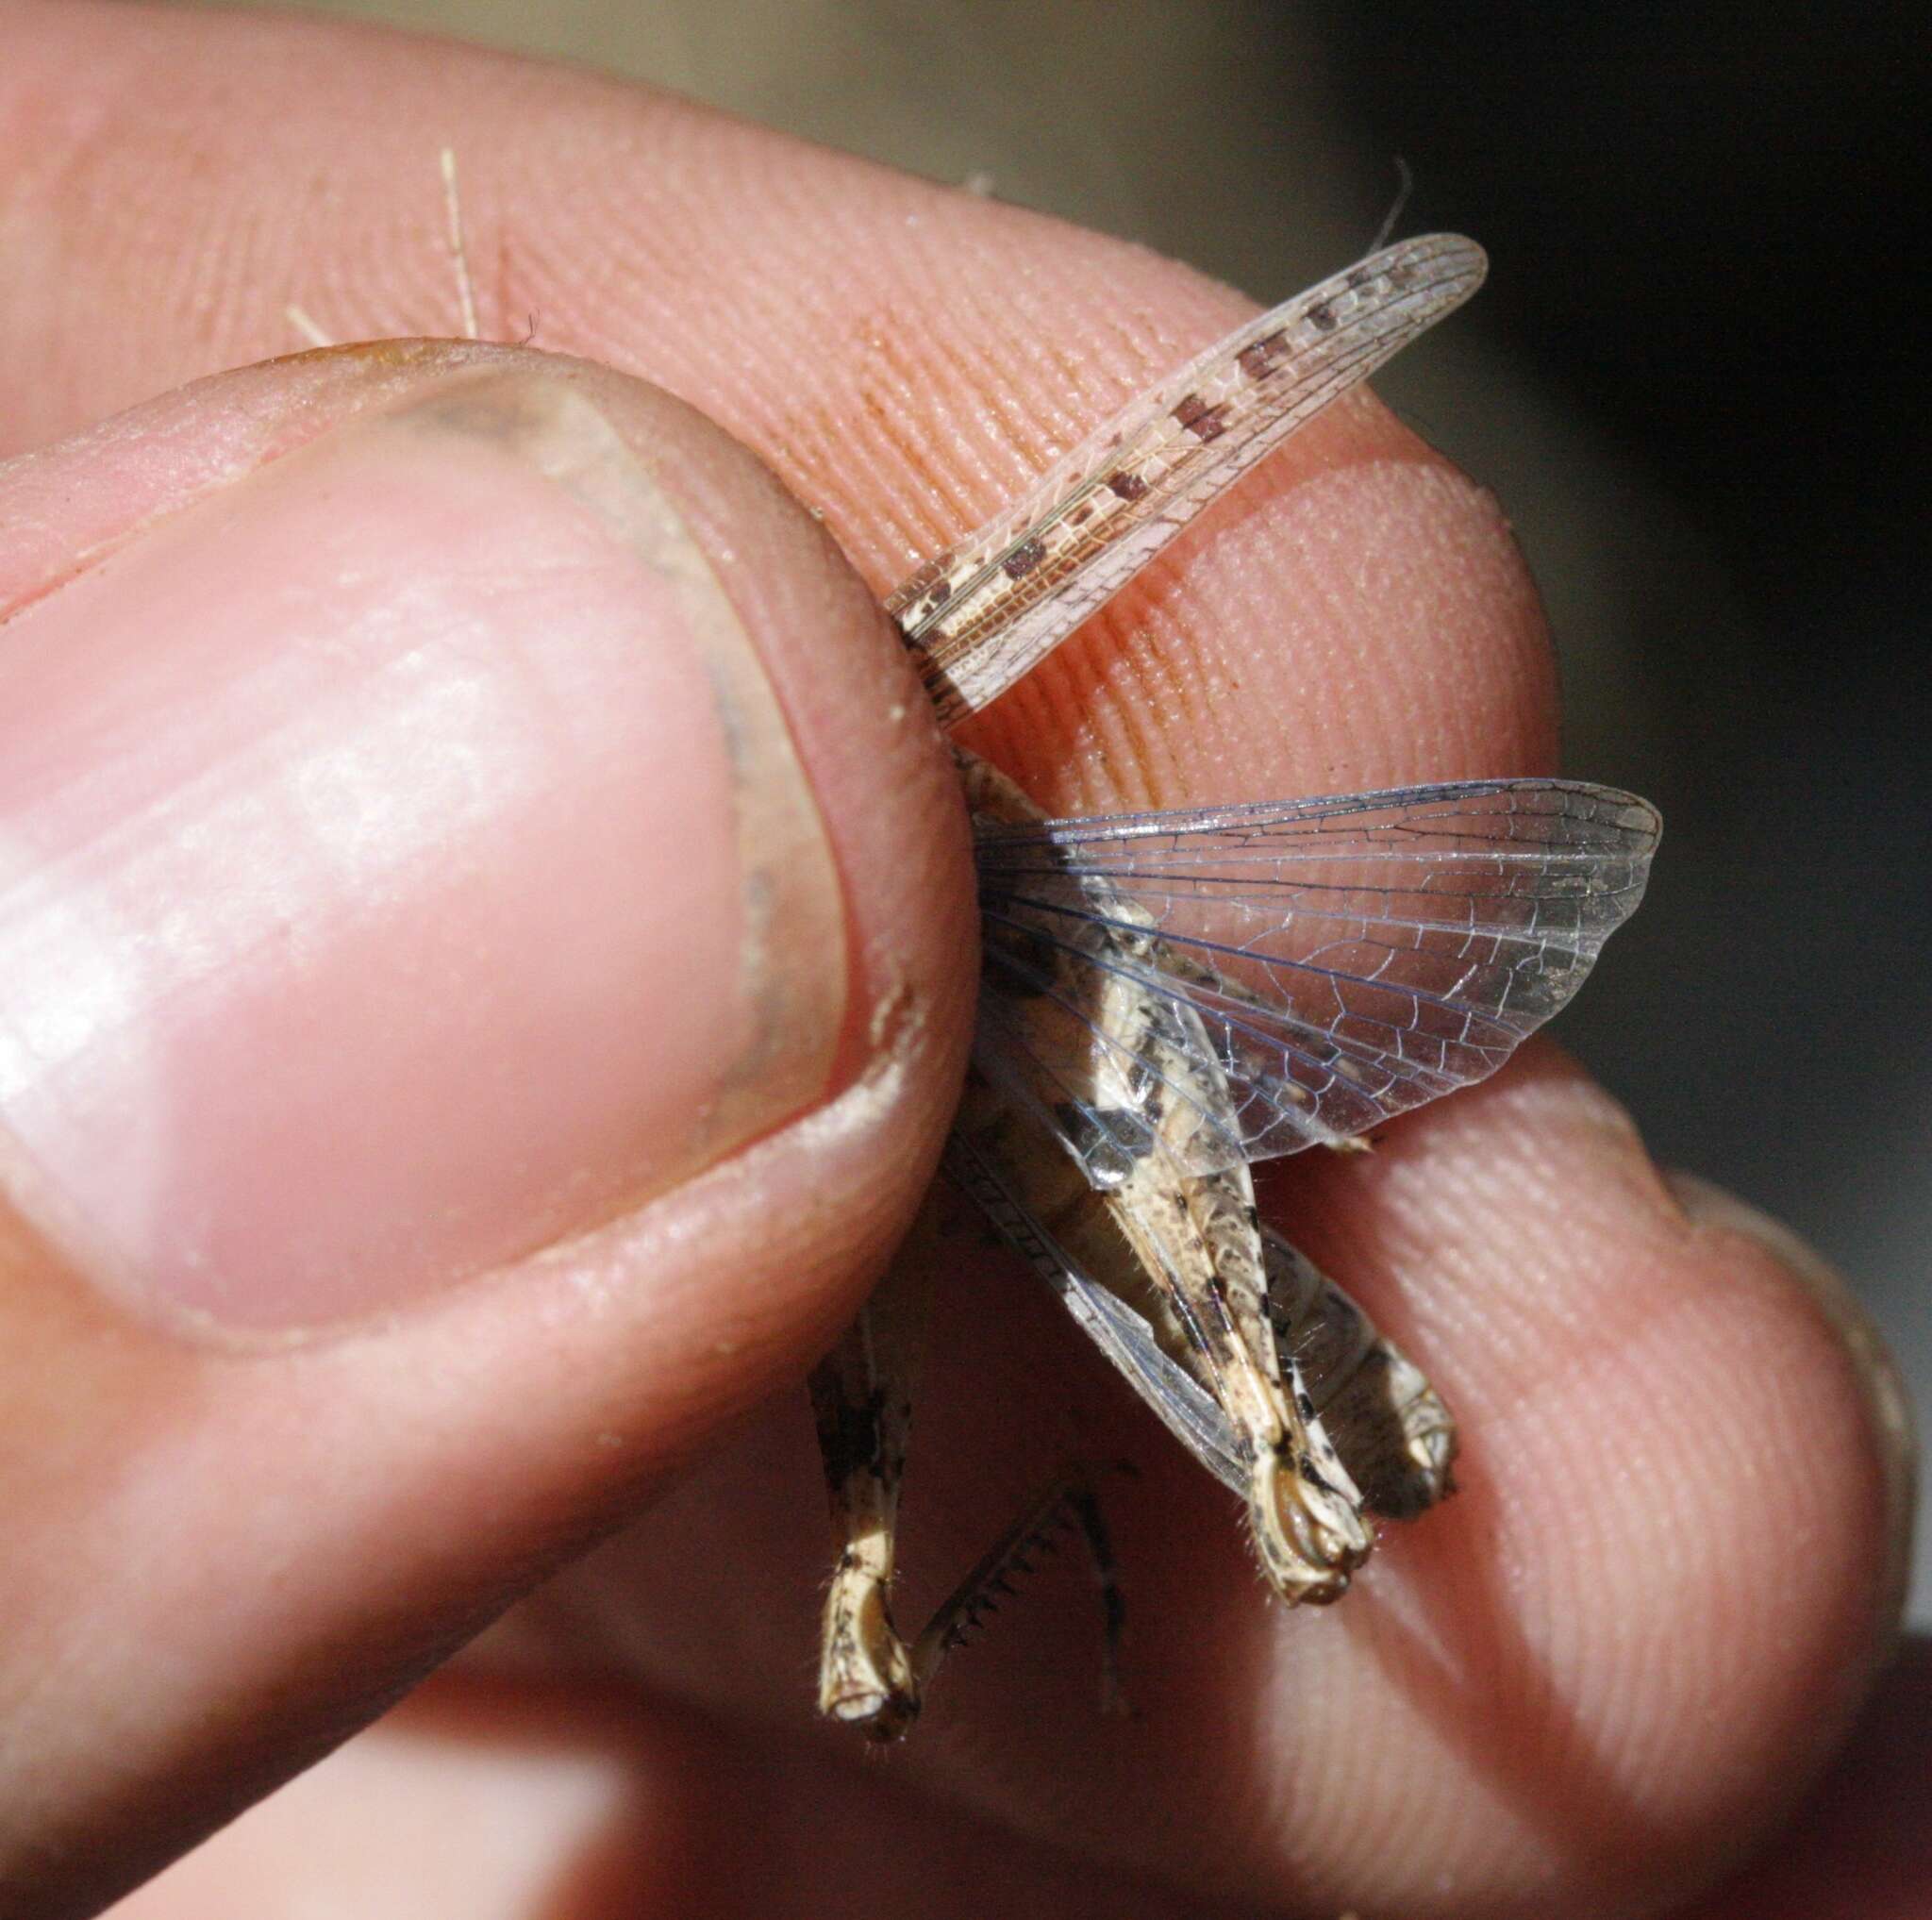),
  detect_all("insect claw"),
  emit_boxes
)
[818,1560,921,1741]
[1248,1446,1373,1603]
